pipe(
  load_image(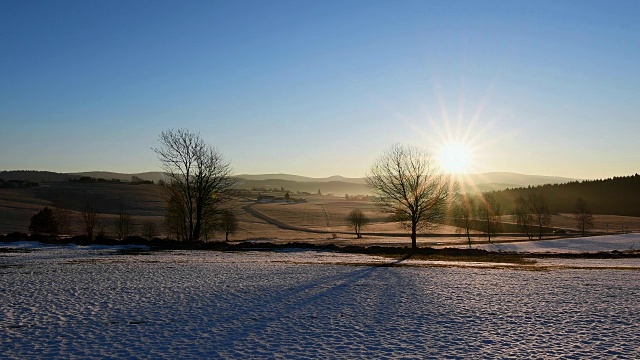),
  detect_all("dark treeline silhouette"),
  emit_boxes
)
[0,170,76,183]
[131,176,154,184]
[70,176,121,183]
[0,179,39,188]
[489,174,640,216]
